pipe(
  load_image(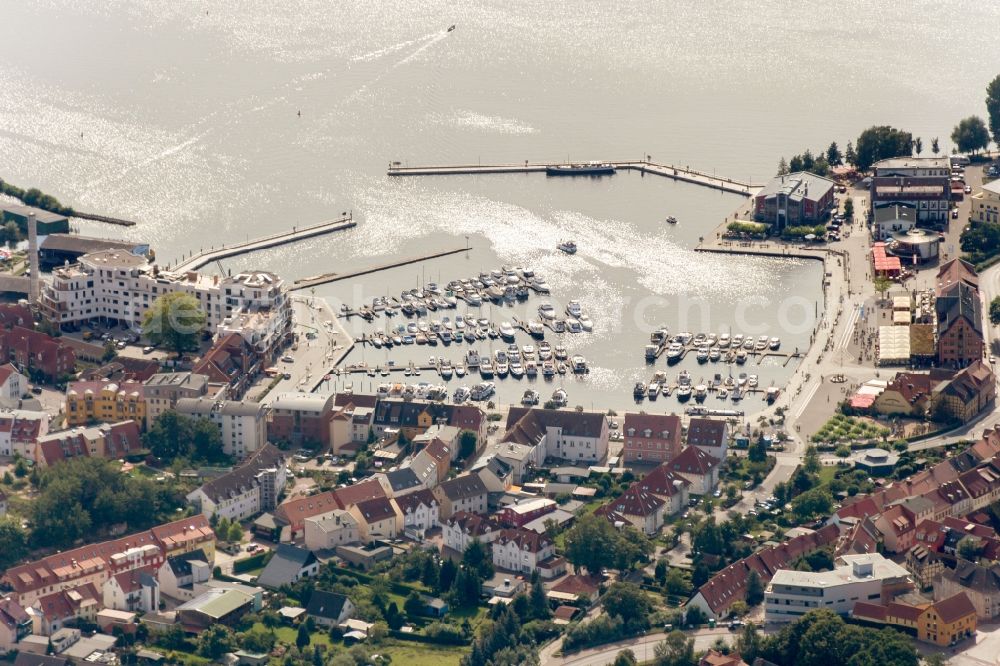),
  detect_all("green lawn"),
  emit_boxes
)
[378,639,467,666]
[816,465,839,487]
